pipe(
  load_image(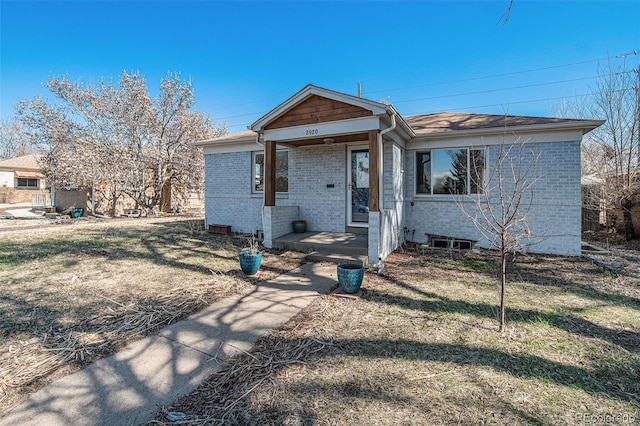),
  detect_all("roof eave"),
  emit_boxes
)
[194,135,257,147]
[413,119,605,140]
